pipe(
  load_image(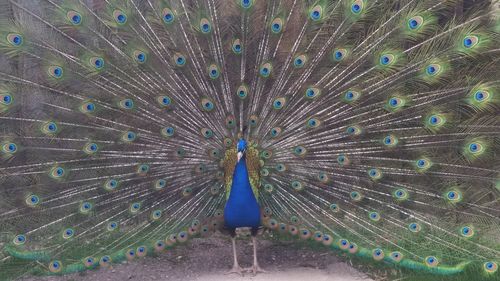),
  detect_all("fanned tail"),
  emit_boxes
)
[0,0,498,280]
